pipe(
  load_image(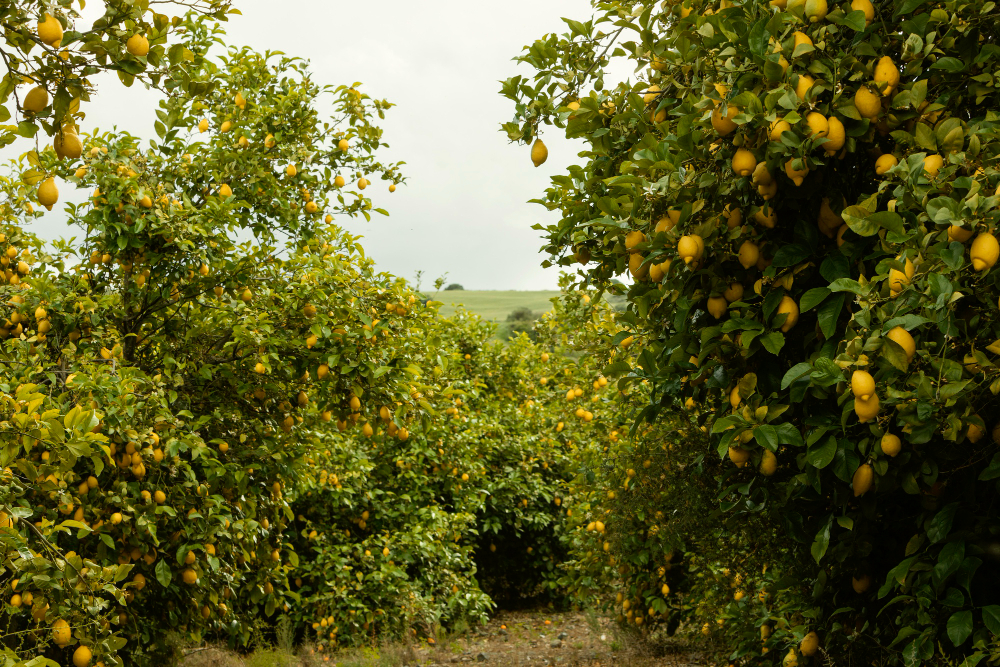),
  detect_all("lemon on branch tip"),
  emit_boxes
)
[531,139,548,167]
